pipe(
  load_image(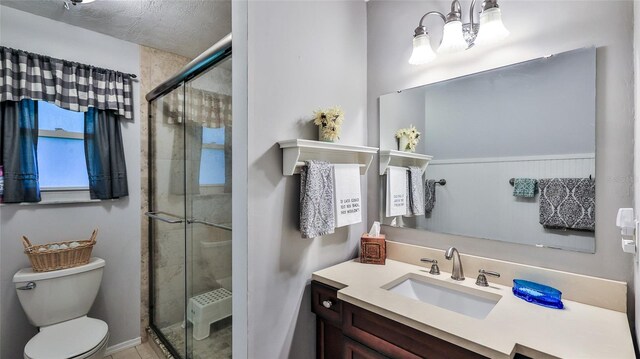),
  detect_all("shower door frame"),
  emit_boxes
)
[146,35,232,359]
